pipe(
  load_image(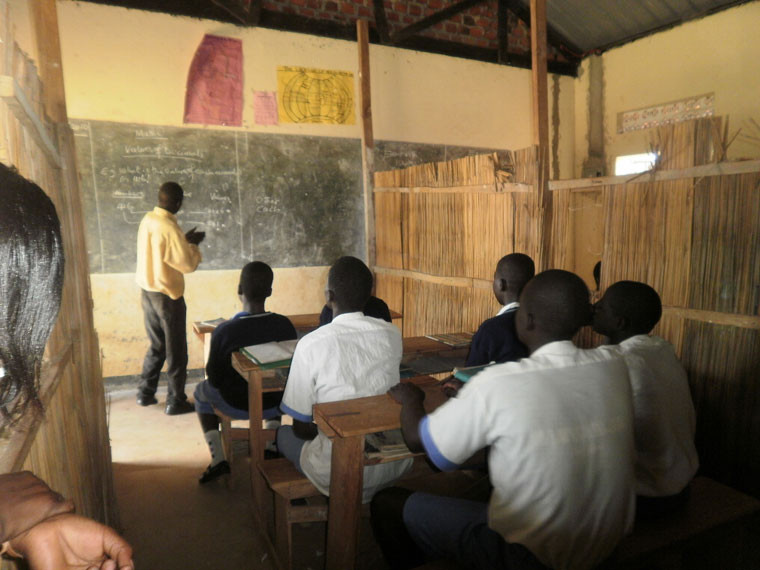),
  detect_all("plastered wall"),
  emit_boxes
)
[56,1,575,377]
[574,1,760,176]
